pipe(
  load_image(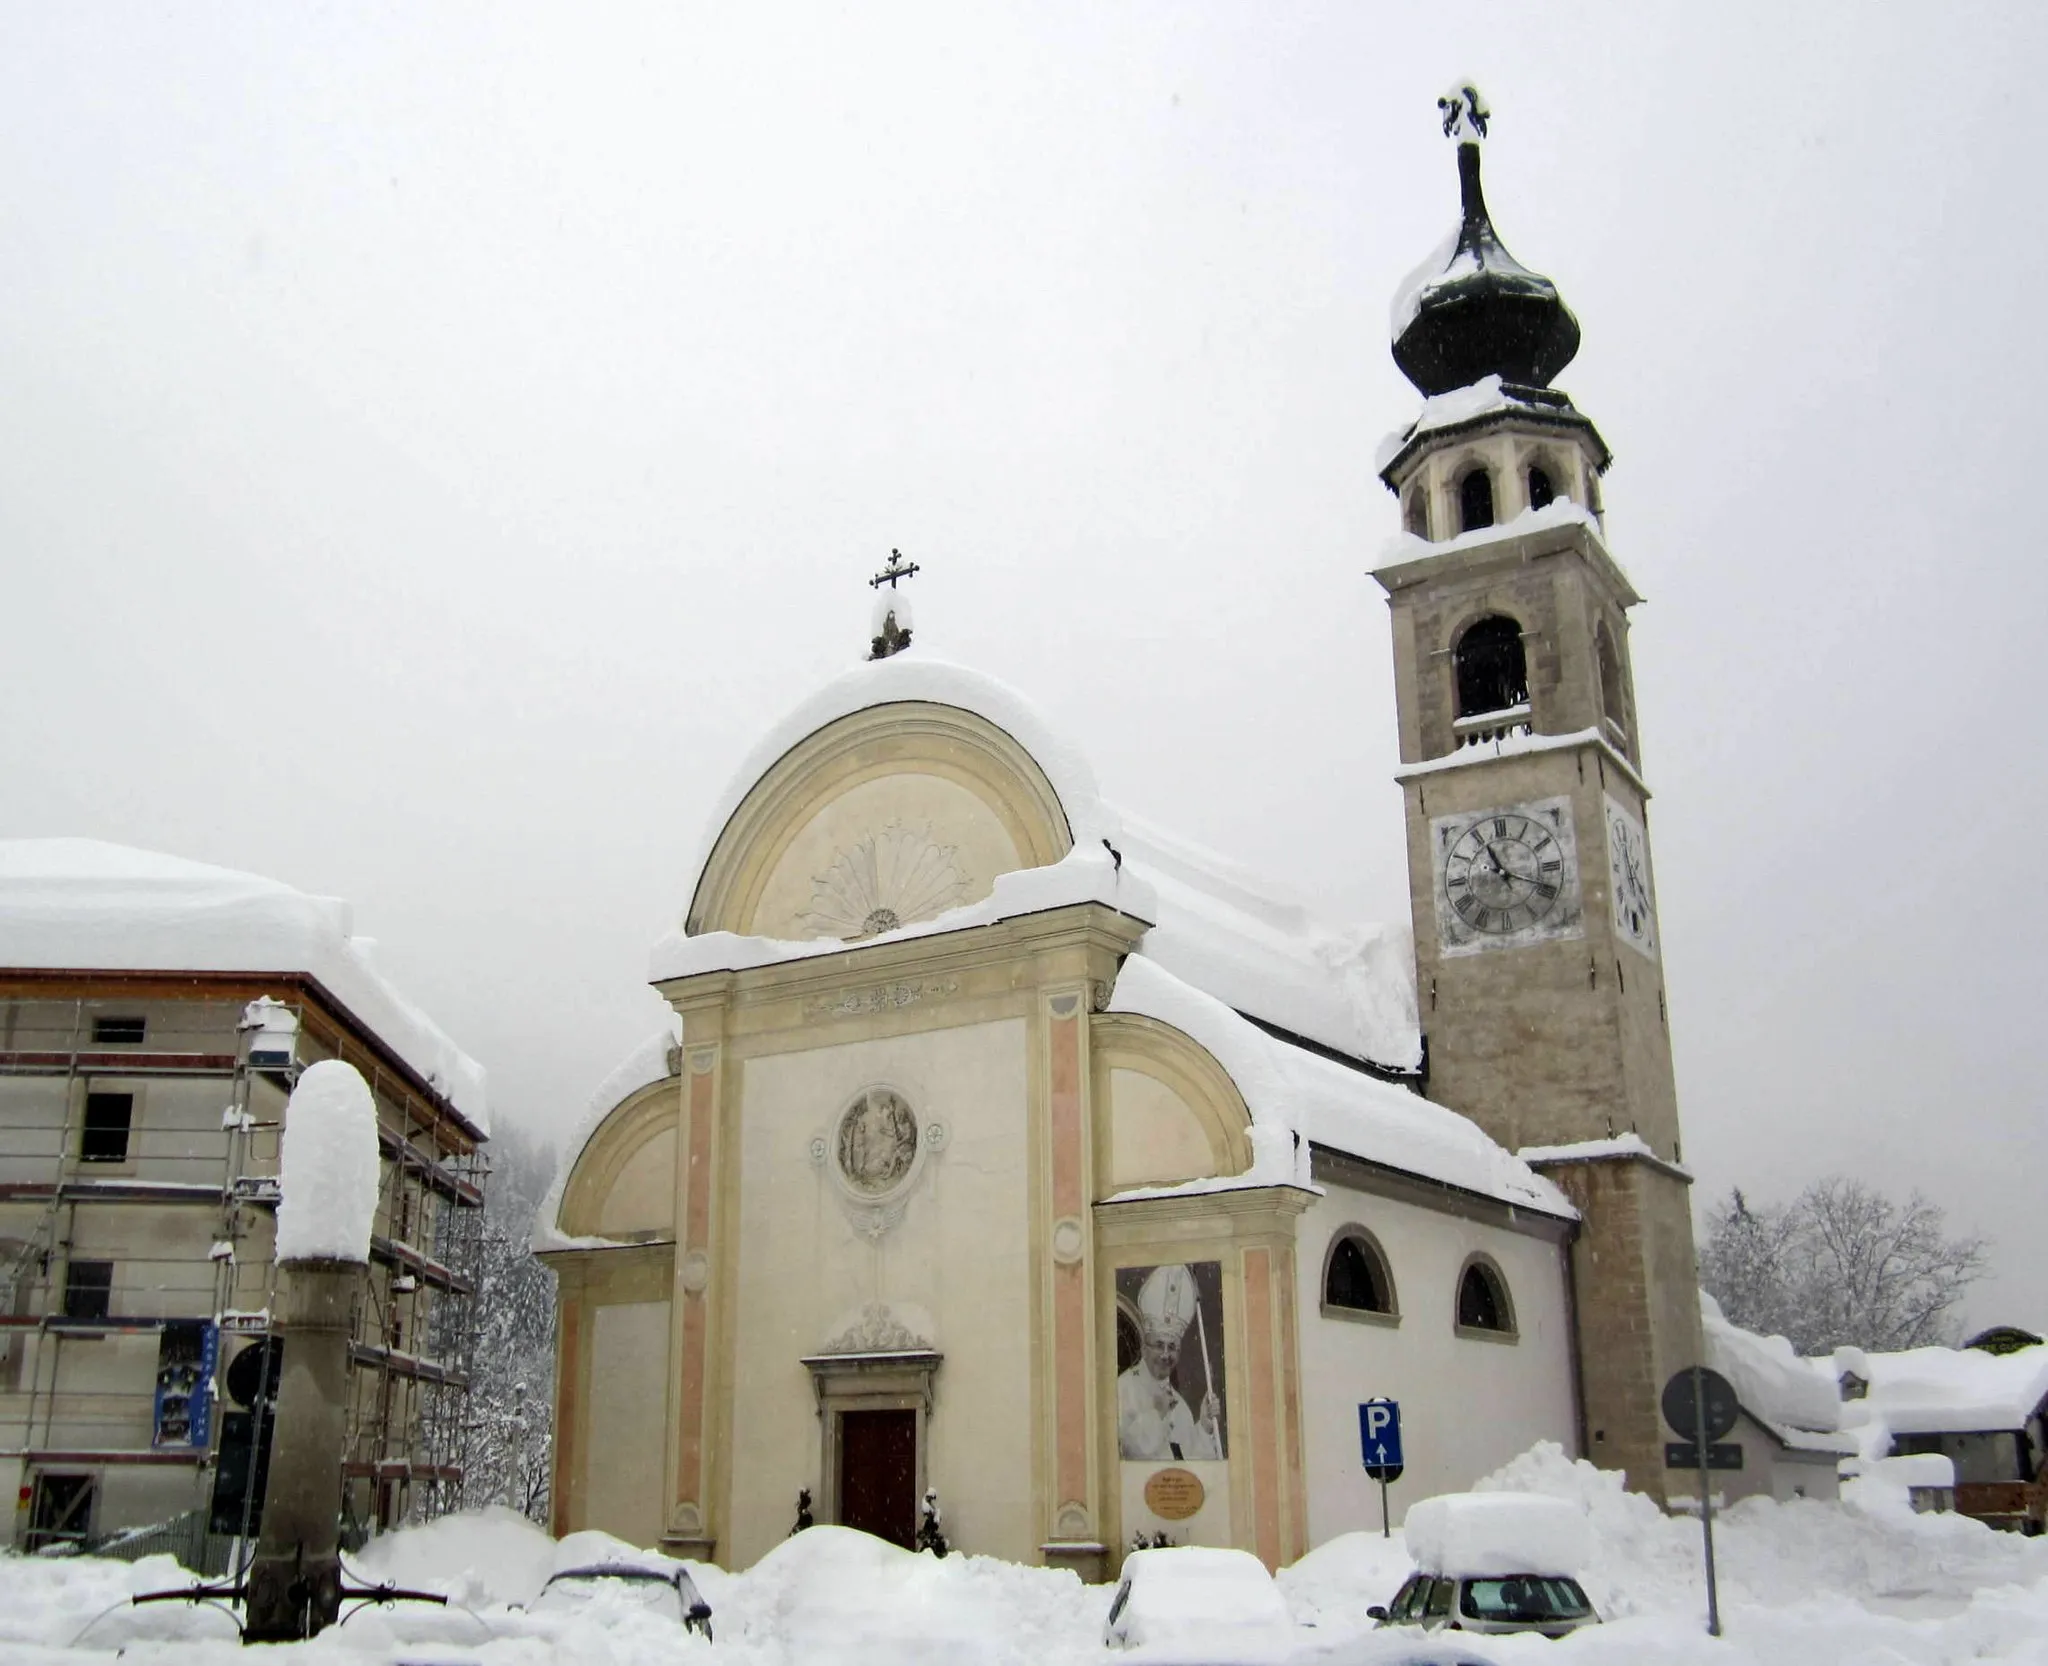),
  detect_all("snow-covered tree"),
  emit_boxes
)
[464,1125,558,1521]
[1700,1176,1988,1355]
